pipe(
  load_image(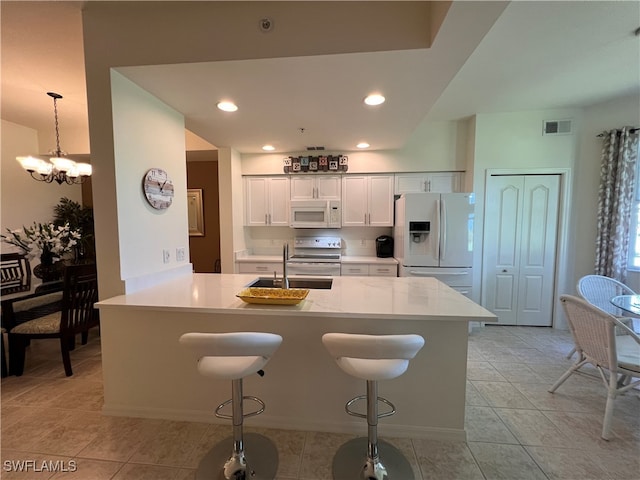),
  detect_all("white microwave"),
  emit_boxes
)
[290,199,341,228]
